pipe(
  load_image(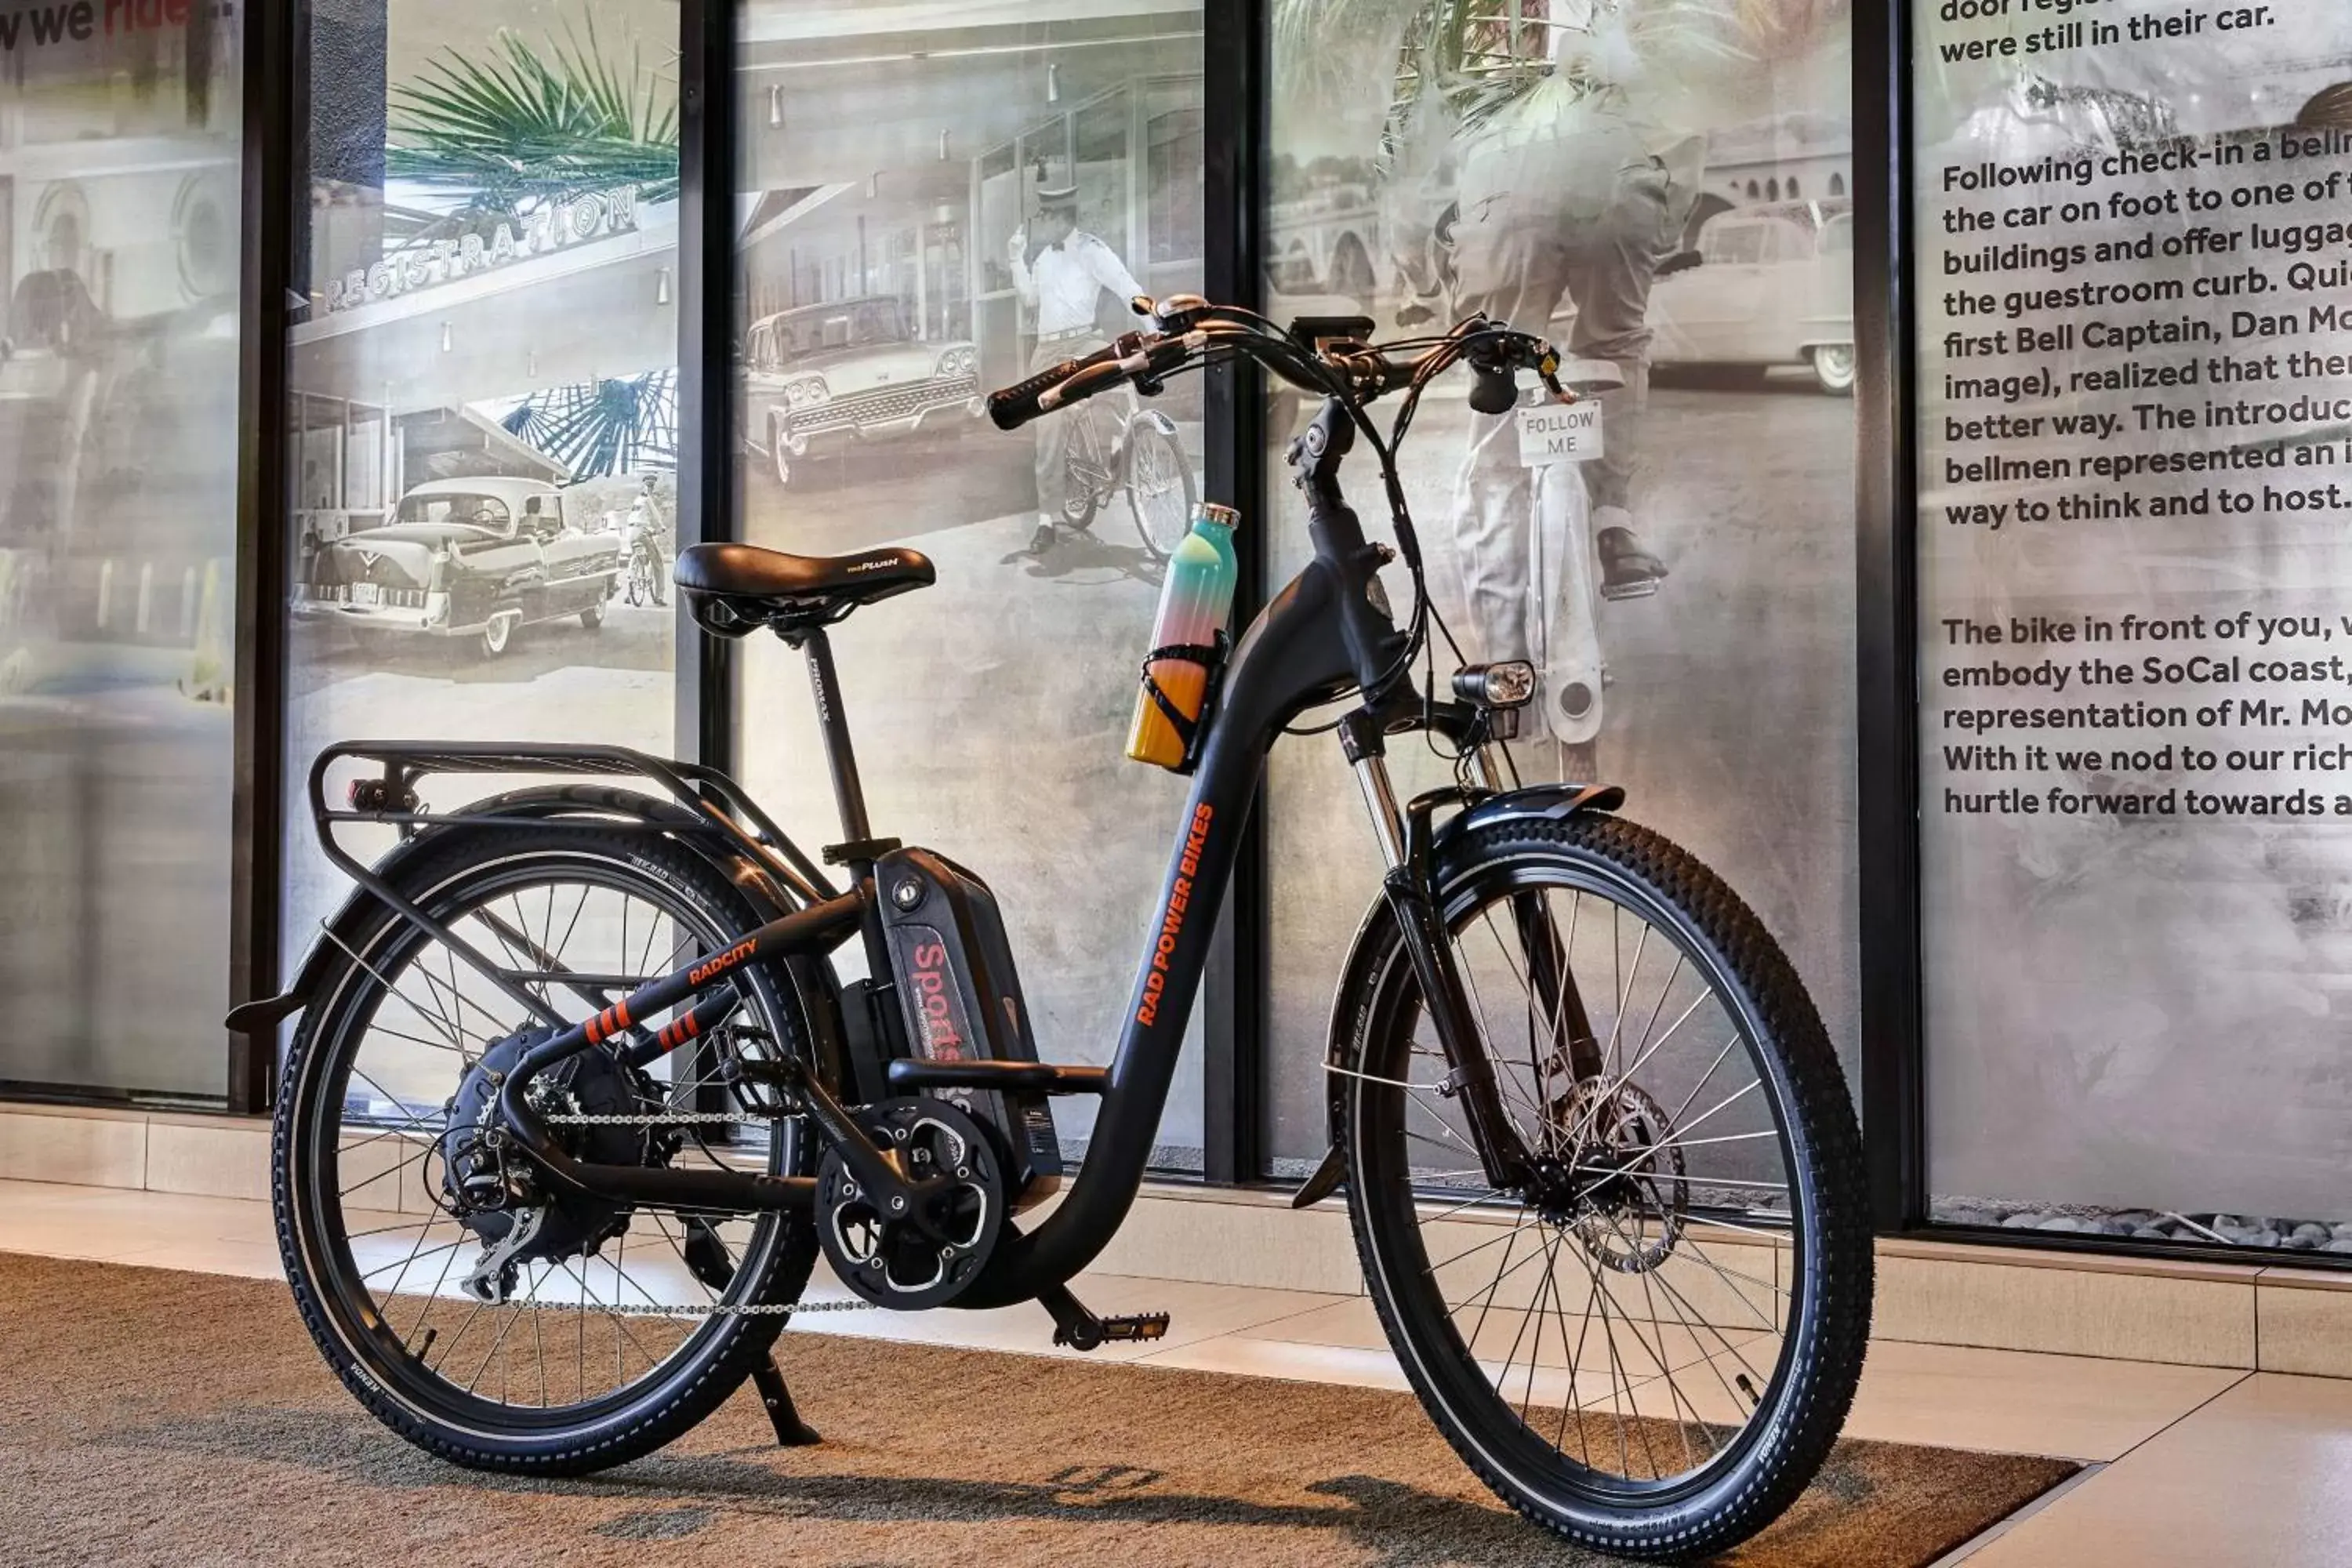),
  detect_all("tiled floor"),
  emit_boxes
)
[5,1178,2347,1565]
